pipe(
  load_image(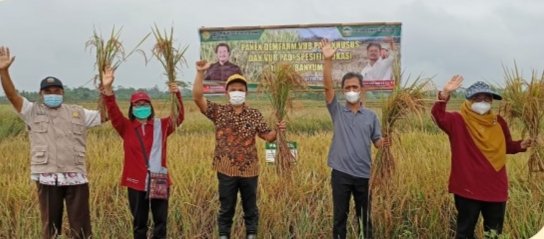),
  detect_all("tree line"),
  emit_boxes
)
[0,85,193,103]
